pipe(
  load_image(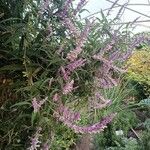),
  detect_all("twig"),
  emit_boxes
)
[106,0,150,19]
[81,3,150,20]
[104,3,150,12]
[110,19,150,25]
[130,127,141,140]
[107,0,120,16]
[135,23,150,28]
